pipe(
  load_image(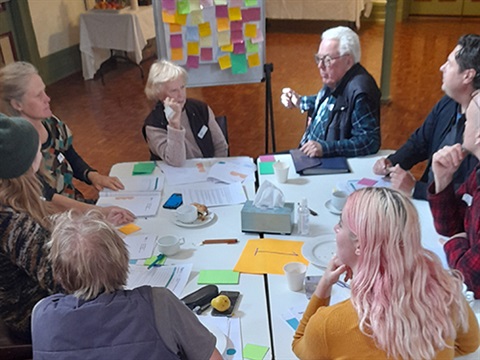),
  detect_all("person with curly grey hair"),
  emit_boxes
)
[142,59,228,166]
[281,26,380,158]
[32,210,223,360]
